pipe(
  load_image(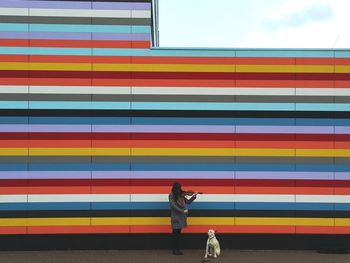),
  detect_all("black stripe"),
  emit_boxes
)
[0,109,342,118]
[1,210,349,218]
[0,234,349,250]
